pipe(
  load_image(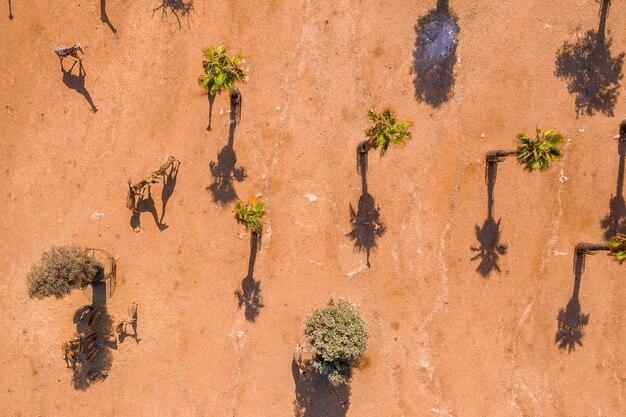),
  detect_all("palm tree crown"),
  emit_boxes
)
[516,128,563,172]
[199,45,246,96]
[608,233,626,263]
[235,198,265,234]
[364,110,413,156]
